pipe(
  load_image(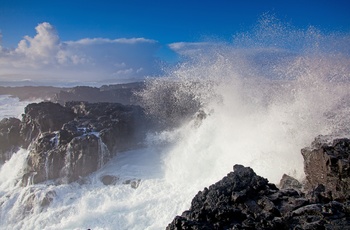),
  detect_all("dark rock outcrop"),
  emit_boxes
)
[18,101,150,184]
[20,102,76,147]
[302,137,350,201]
[167,138,350,230]
[0,117,21,162]
[66,101,149,153]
